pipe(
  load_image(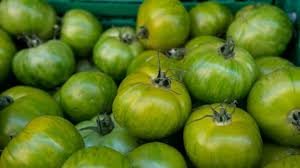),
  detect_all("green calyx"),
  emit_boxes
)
[219,38,235,59]
[80,113,115,136]
[120,32,135,44]
[165,48,185,60]
[137,26,149,39]
[289,110,300,130]
[211,106,232,126]
[18,34,43,48]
